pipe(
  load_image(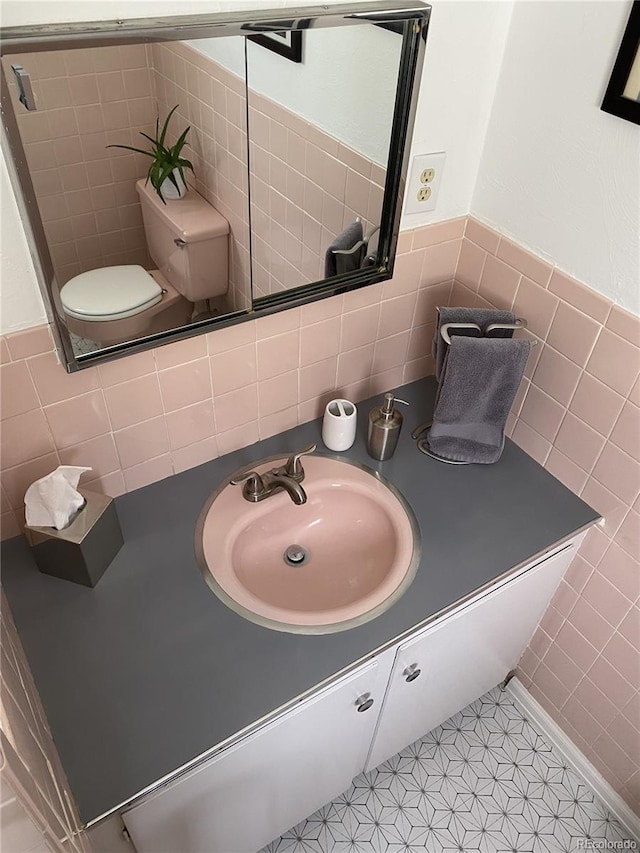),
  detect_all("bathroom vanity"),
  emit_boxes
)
[1,377,599,852]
